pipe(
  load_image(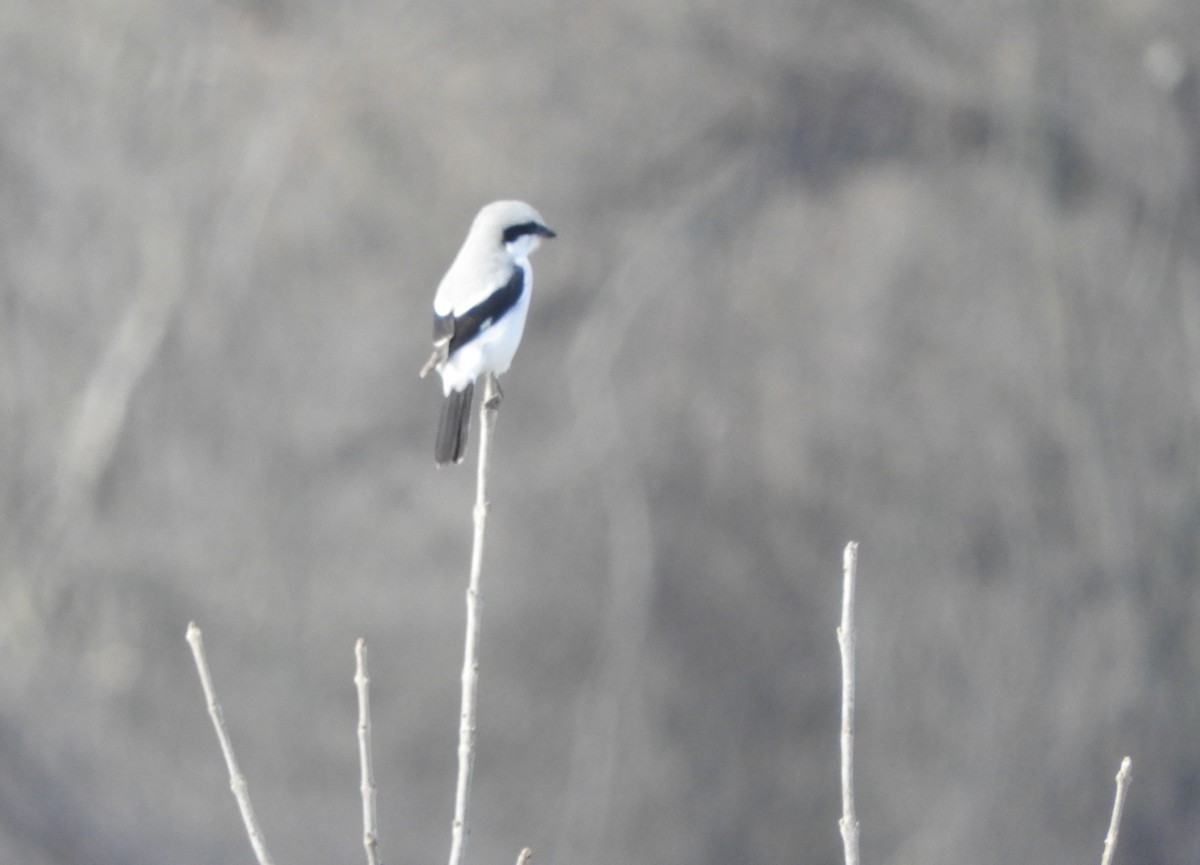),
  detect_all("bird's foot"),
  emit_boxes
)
[483,374,504,408]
